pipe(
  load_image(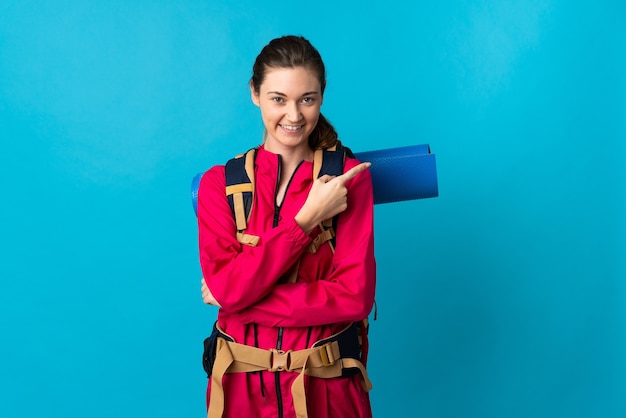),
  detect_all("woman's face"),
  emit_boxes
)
[251,66,322,155]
